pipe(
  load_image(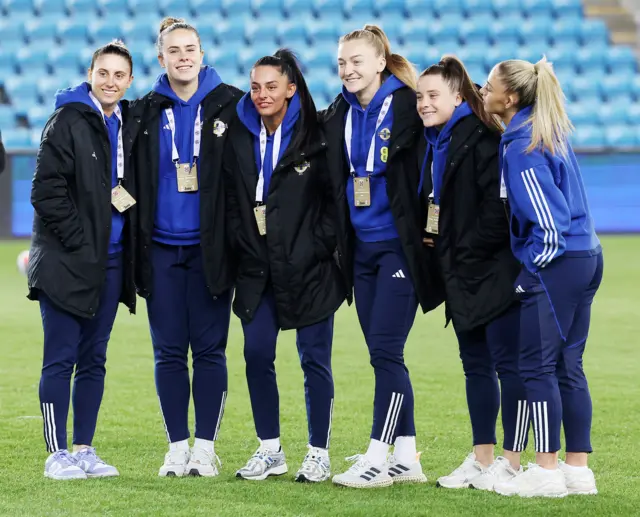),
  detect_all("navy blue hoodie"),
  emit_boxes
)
[500,105,600,273]
[54,82,124,255]
[152,66,222,245]
[236,91,301,200]
[424,102,473,203]
[343,75,405,242]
